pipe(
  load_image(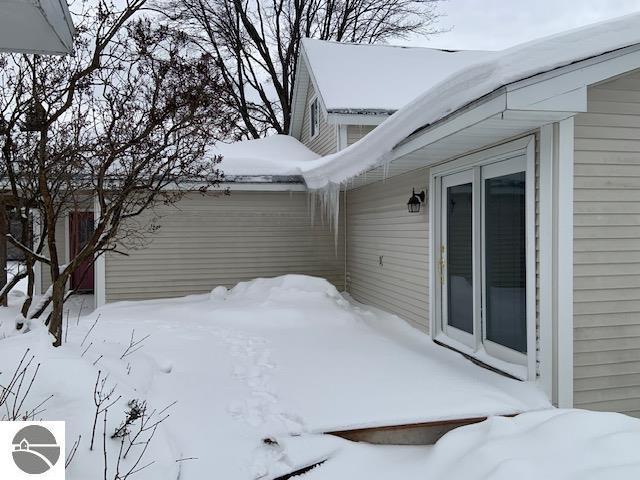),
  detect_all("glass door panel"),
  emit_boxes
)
[484,171,527,353]
[481,155,528,364]
[447,184,474,334]
[441,170,475,345]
